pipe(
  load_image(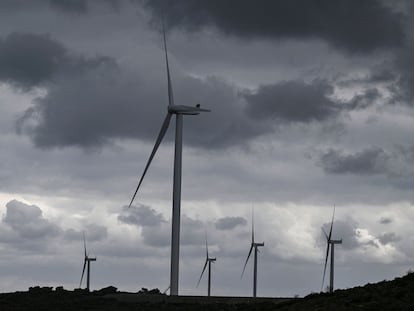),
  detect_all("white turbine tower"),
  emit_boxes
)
[196,233,216,297]
[321,207,342,293]
[128,28,210,296]
[241,210,264,298]
[79,234,96,292]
